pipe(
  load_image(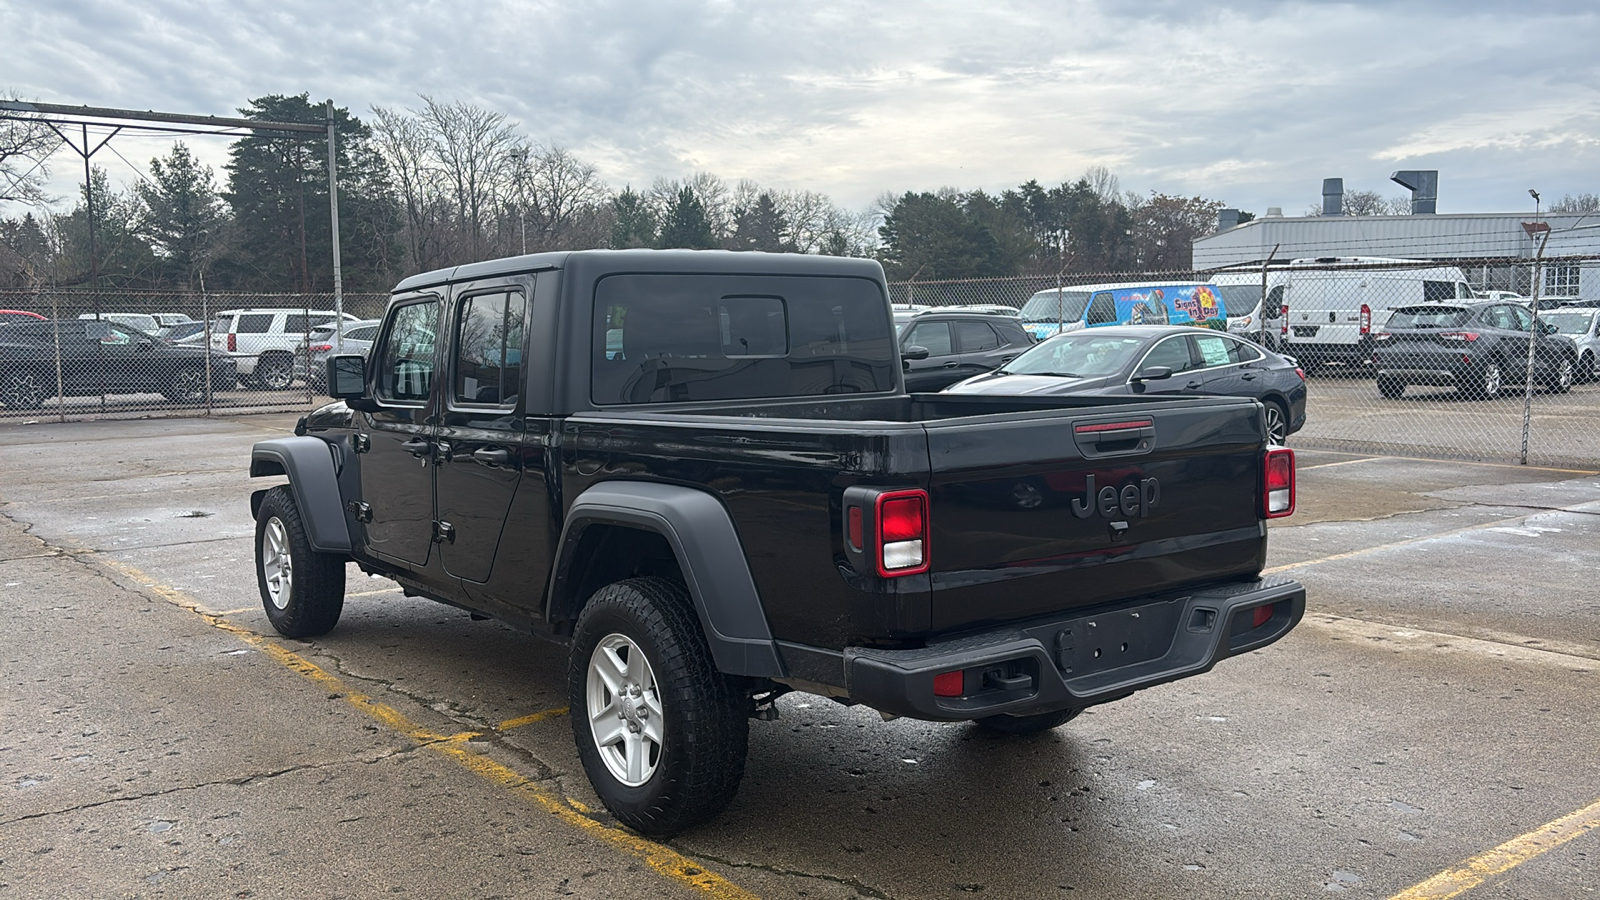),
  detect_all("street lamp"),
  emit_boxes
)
[1529,188,1541,220]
